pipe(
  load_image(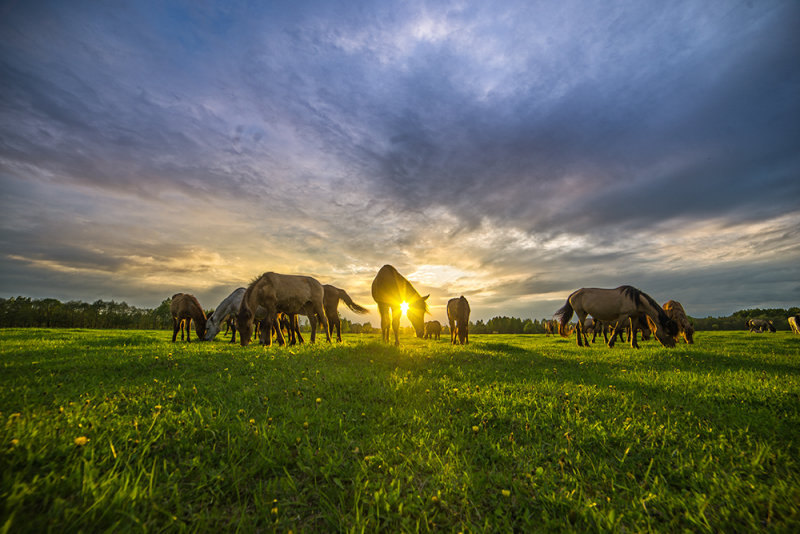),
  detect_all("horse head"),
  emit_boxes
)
[237,306,254,346]
[649,314,677,347]
[407,294,429,338]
